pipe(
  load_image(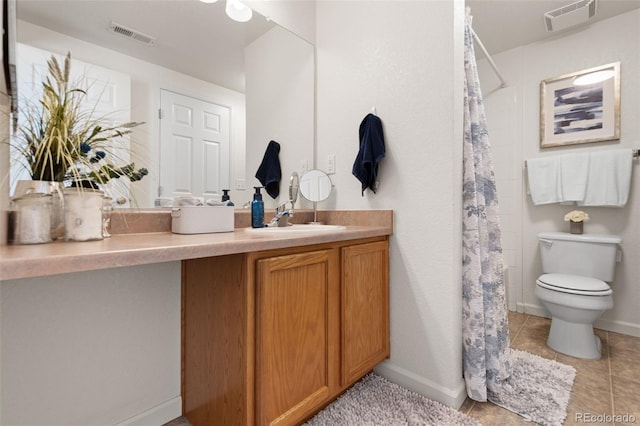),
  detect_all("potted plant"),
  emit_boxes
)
[564,210,590,234]
[11,52,147,241]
